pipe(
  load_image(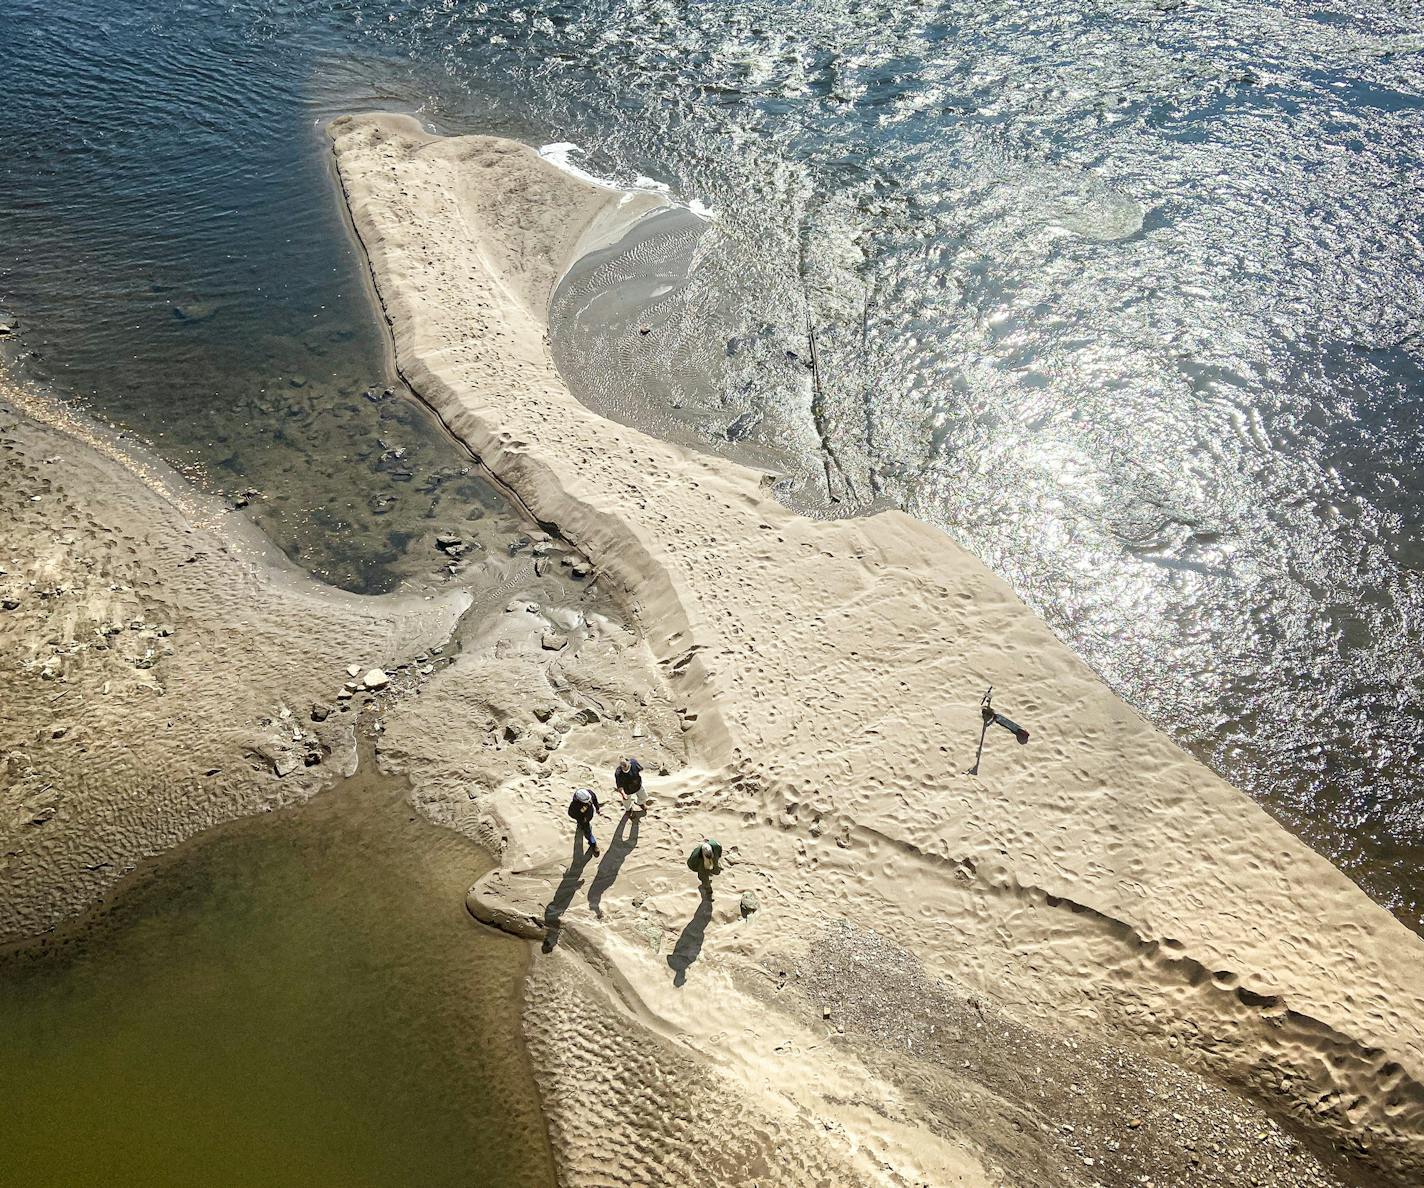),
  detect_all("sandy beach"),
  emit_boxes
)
[4,105,1422,1187]
[320,111,1424,1186]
